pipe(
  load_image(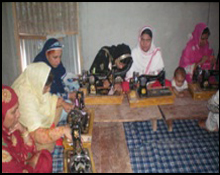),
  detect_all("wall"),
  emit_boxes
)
[79,2,219,79]
[2,2,20,86]
[2,2,219,85]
